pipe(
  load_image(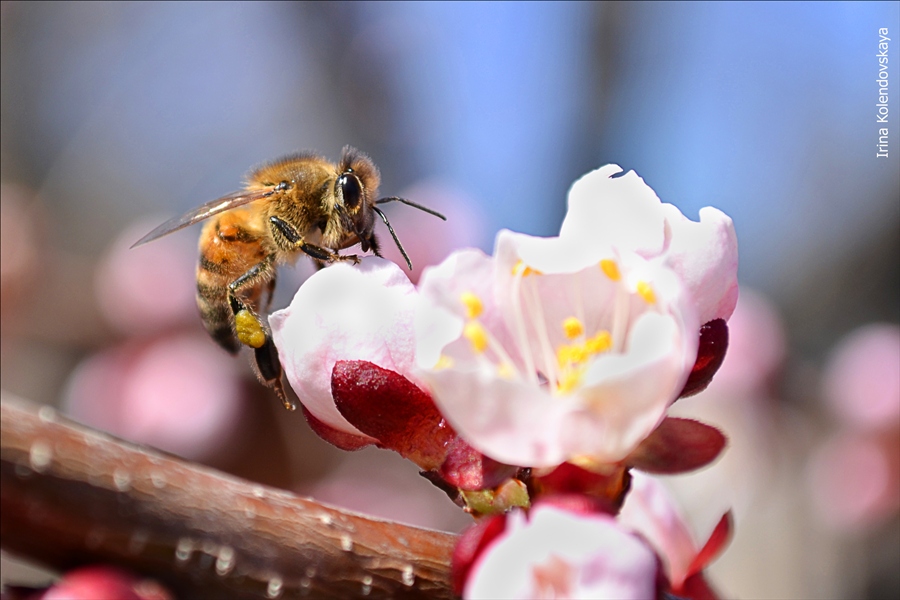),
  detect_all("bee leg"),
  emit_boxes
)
[227,258,294,411]
[269,216,360,265]
[254,338,295,411]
